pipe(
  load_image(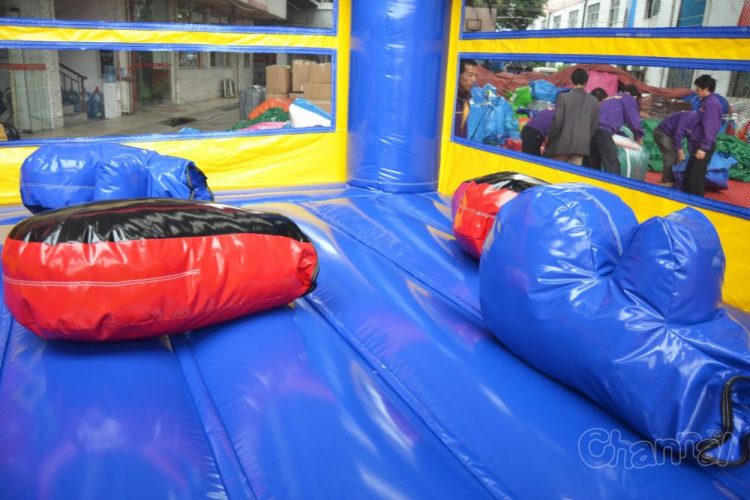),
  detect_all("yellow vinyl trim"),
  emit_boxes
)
[0,25,336,50]
[459,36,748,62]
